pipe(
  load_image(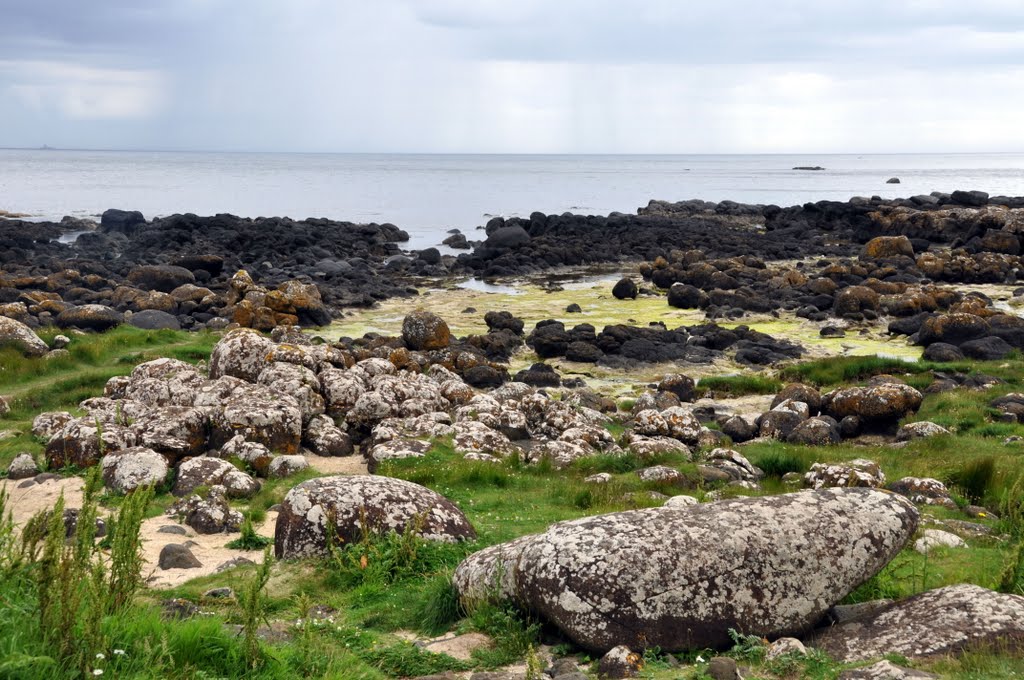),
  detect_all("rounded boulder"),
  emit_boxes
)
[402,311,451,351]
[275,475,476,559]
[453,488,918,653]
